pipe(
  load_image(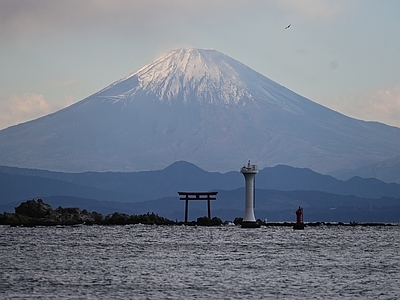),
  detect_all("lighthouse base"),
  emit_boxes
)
[241,221,261,228]
[293,223,305,230]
